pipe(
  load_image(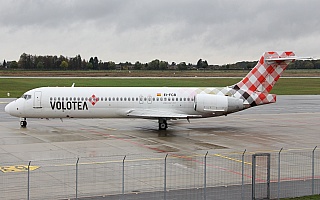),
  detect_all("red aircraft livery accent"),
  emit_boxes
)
[231,51,295,106]
[89,94,99,106]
